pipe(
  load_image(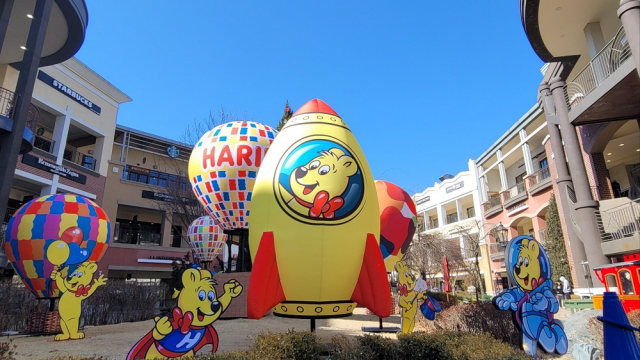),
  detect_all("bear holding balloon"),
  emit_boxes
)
[3,194,111,341]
